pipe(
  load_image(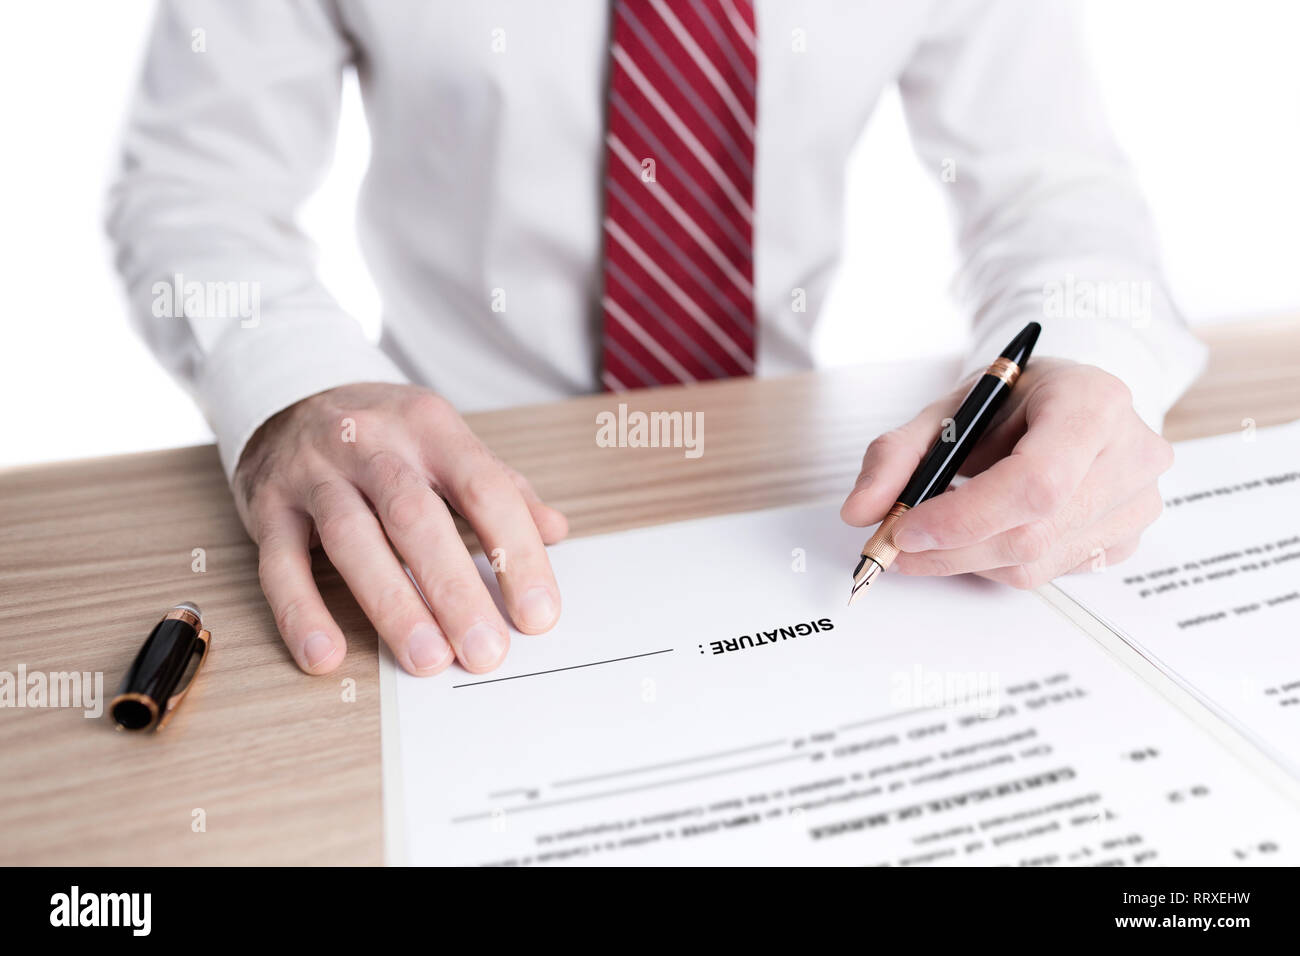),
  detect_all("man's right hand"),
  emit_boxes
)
[232,383,568,677]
